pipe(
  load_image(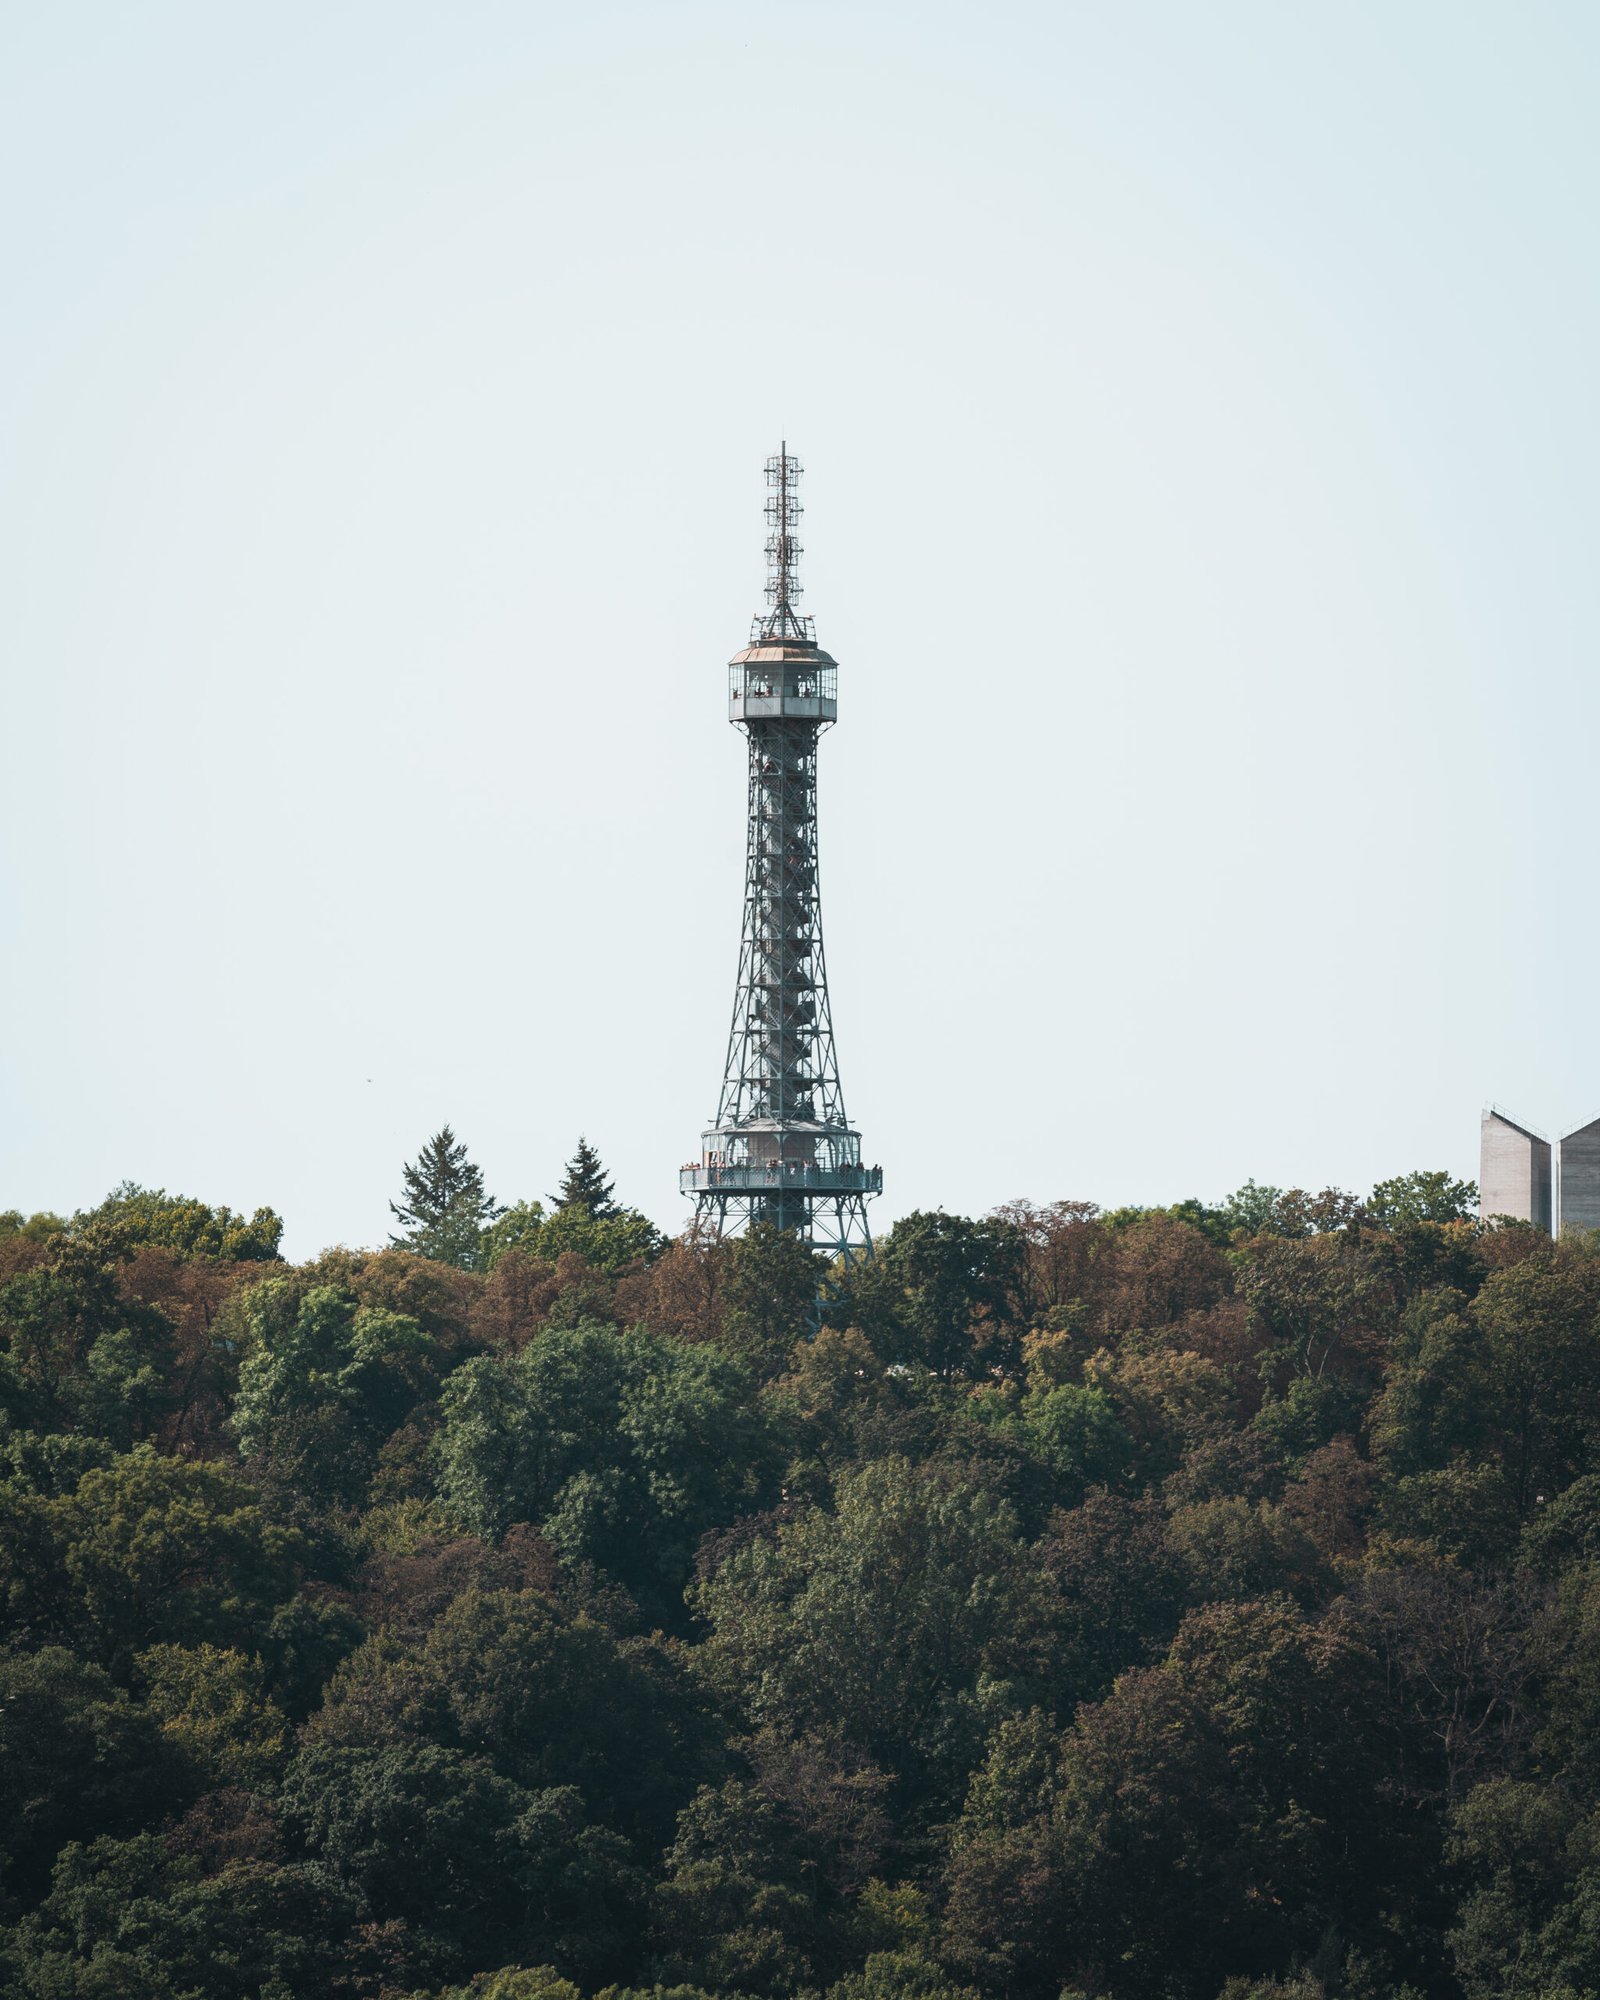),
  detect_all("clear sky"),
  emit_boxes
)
[2,2,1597,1258]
